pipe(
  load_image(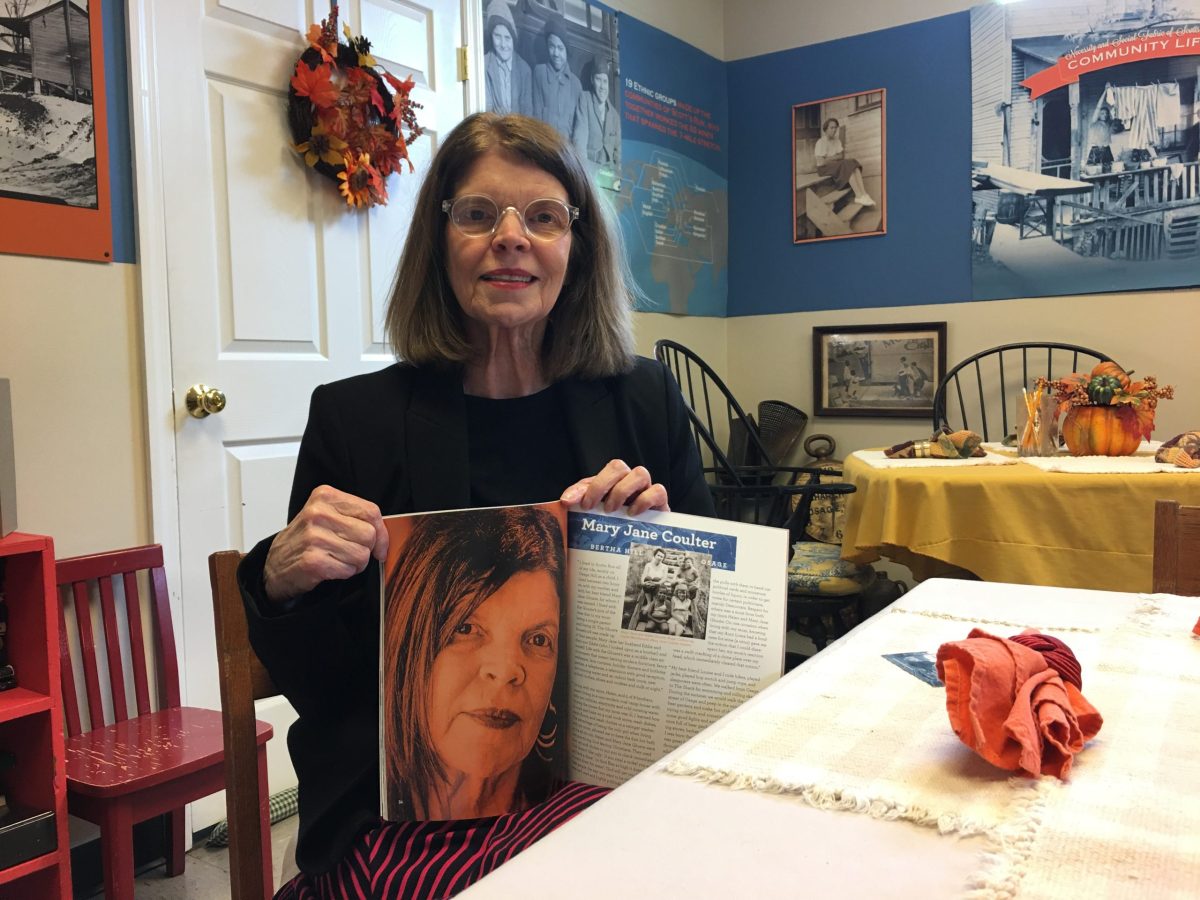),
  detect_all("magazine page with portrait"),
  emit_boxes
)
[378,502,787,820]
